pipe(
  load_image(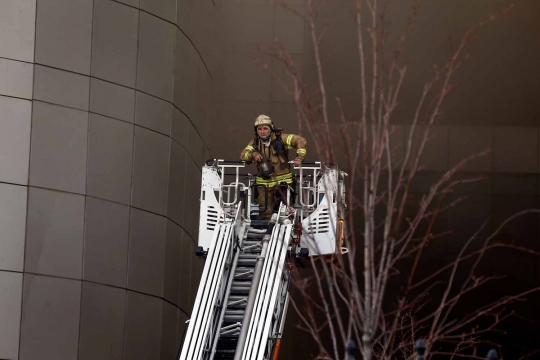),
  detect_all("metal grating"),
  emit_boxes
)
[207,206,221,231]
[306,207,330,234]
